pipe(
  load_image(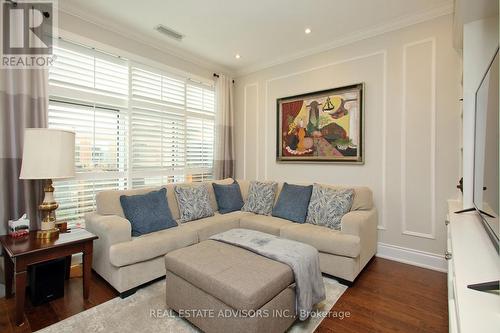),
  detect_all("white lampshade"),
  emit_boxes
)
[20,128,75,180]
